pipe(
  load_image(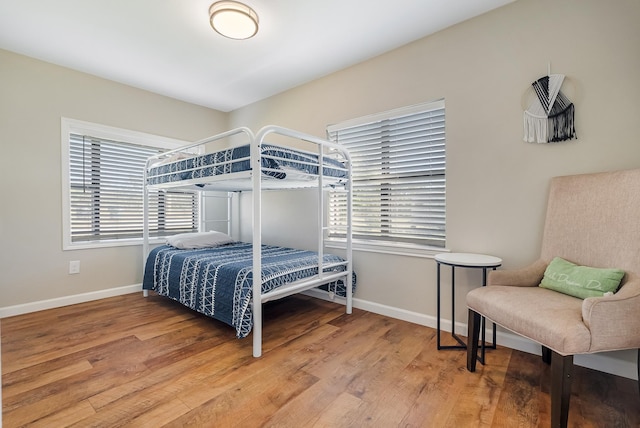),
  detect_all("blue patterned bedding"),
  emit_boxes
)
[142,243,355,338]
[147,144,348,186]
